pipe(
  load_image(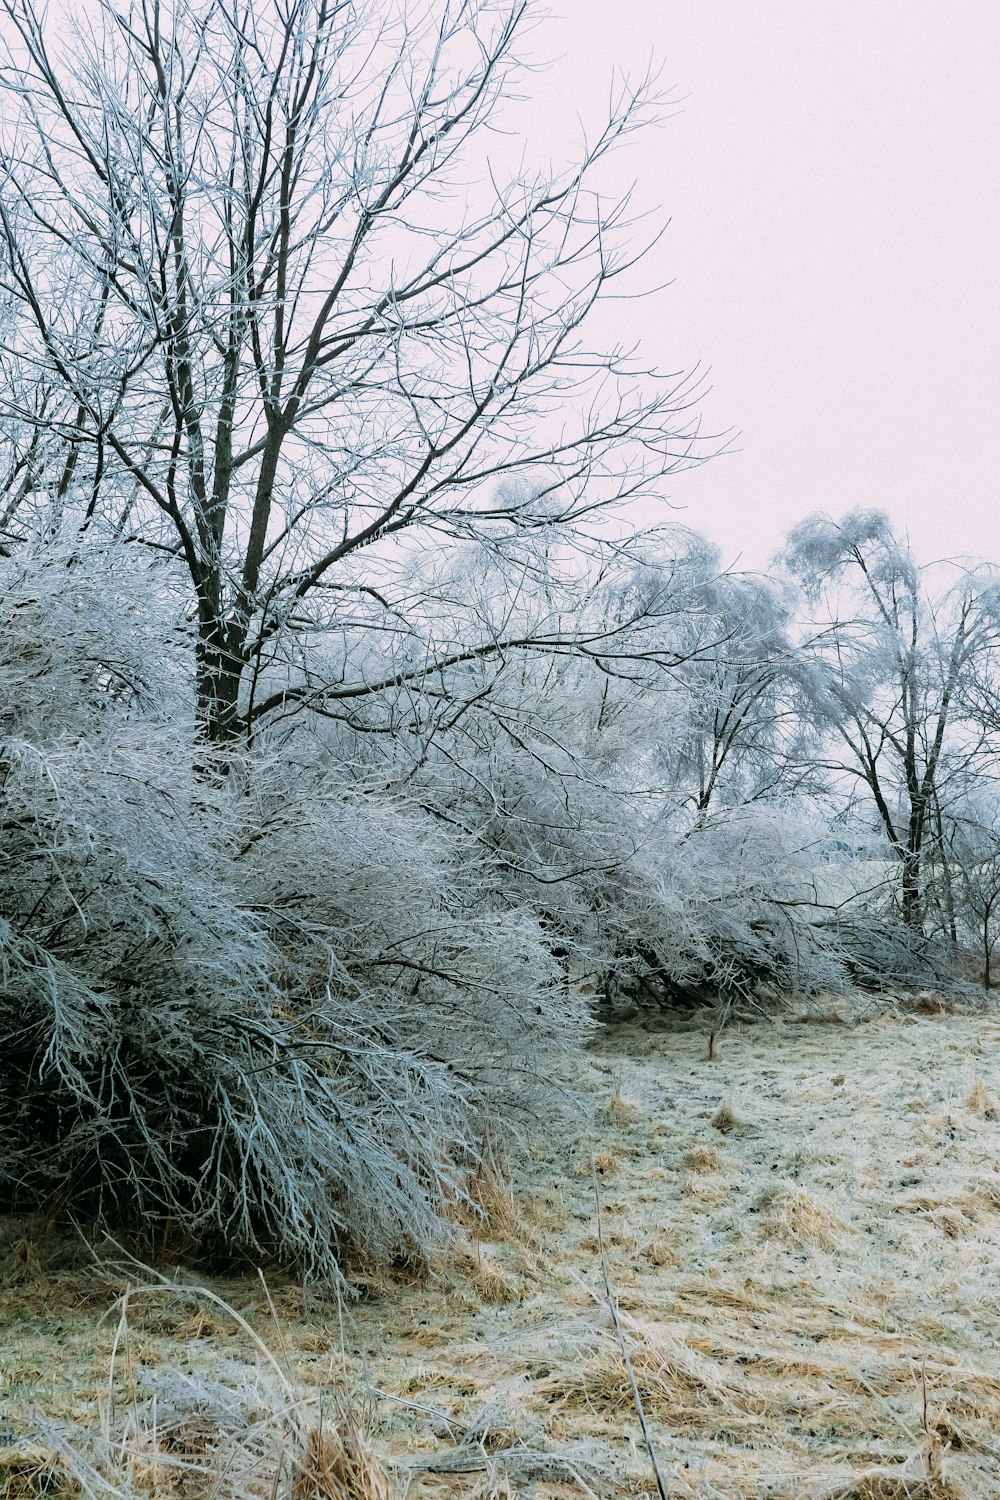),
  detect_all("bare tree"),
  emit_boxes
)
[354,531,853,1010]
[783,510,1000,932]
[935,805,1000,988]
[0,0,706,747]
[660,552,811,817]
